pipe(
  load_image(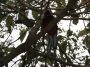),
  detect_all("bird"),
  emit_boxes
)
[41,10,58,51]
